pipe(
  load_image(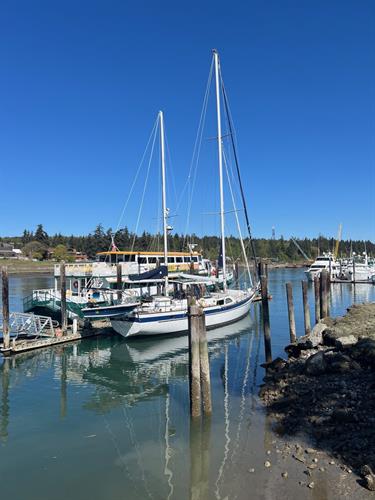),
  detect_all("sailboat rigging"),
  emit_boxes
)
[111,50,257,338]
